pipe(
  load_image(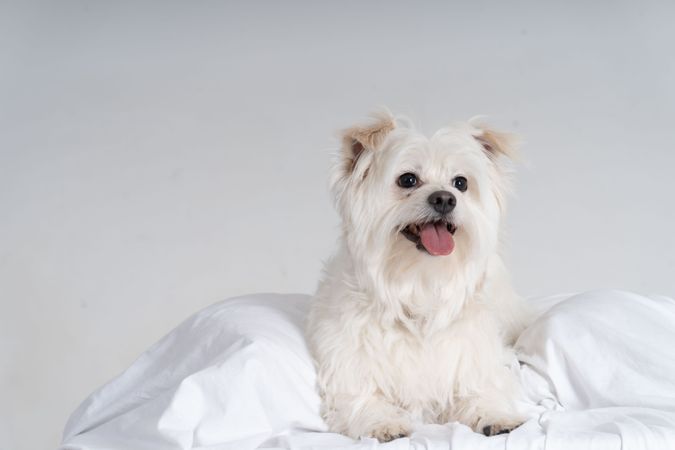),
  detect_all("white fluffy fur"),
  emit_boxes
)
[306,111,531,441]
